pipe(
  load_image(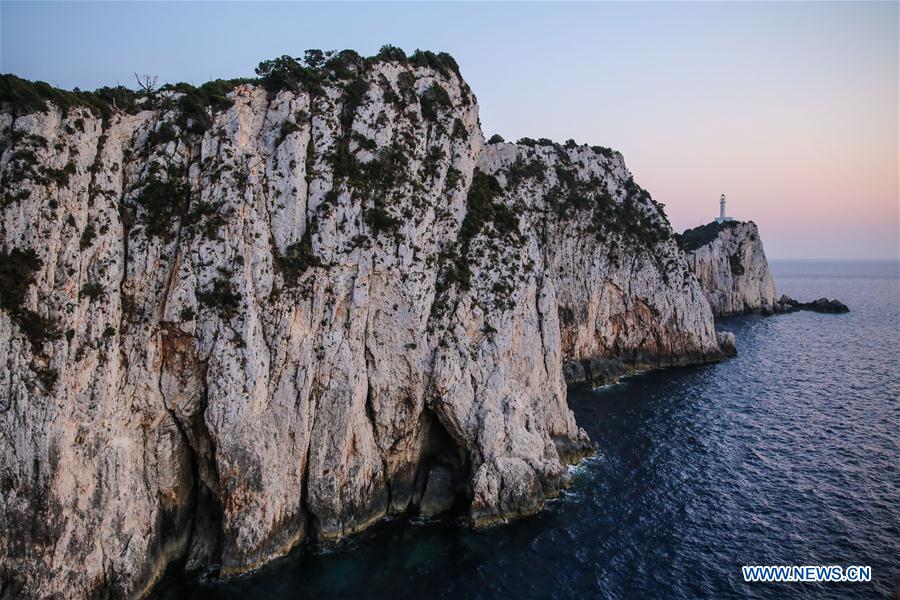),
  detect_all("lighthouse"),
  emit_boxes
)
[715,193,733,224]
